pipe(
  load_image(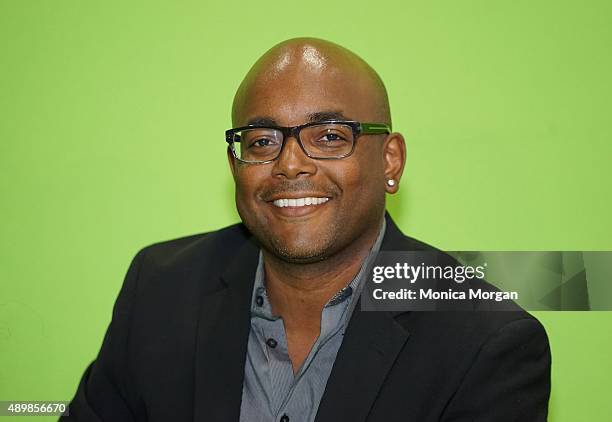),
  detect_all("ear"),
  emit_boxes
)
[382,132,406,194]
[227,146,238,180]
